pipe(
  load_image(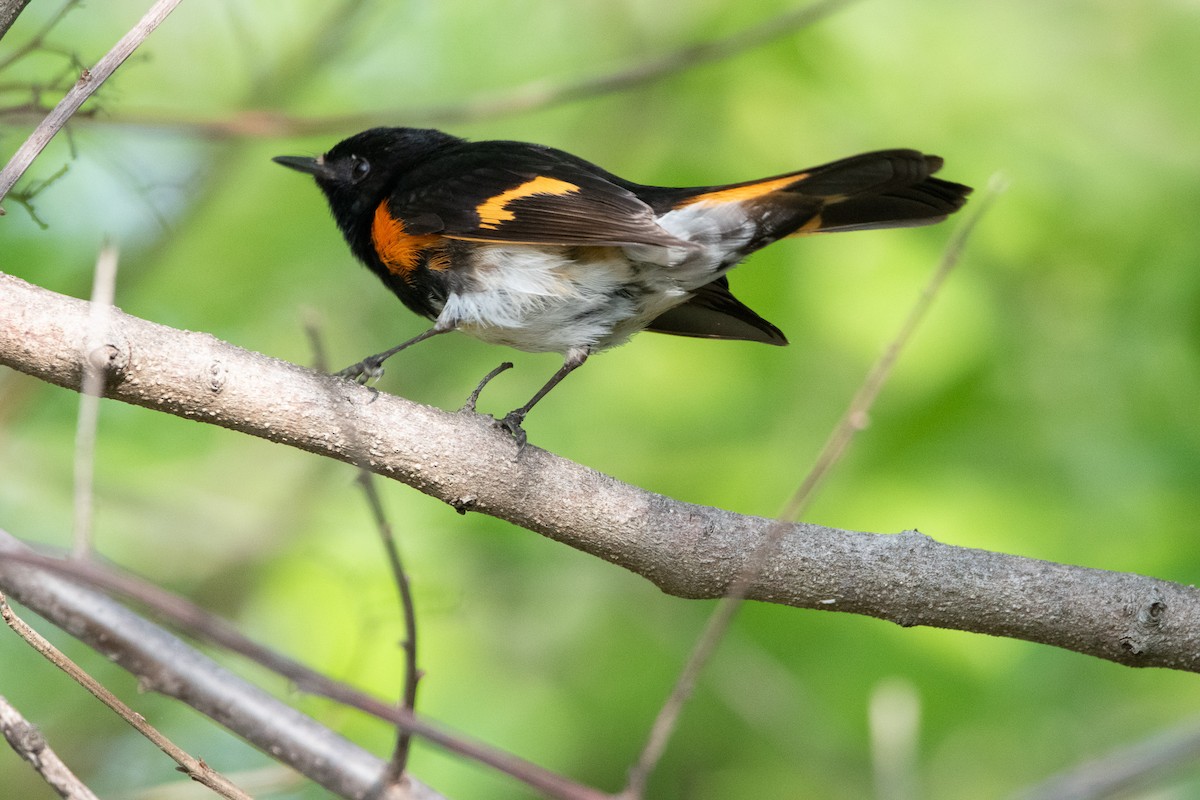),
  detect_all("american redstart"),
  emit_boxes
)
[274,127,971,447]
